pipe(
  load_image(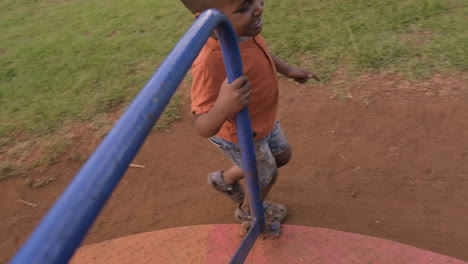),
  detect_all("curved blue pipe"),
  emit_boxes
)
[11,9,263,264]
